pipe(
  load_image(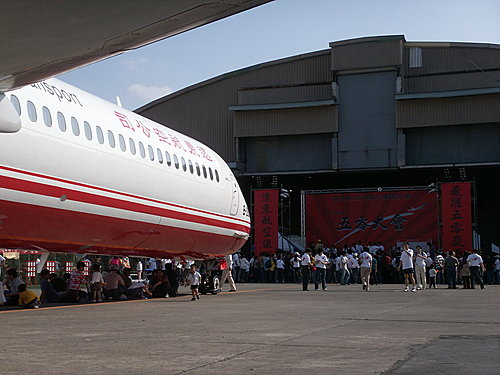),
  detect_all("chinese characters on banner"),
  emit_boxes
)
[253,189,279,255]
[306,190,439,247]
[441,182,472,255]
